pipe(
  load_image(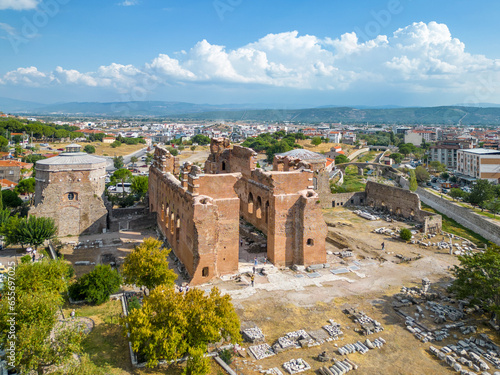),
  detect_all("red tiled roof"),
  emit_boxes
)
[0,160,32,168]
[0,179,17,188]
